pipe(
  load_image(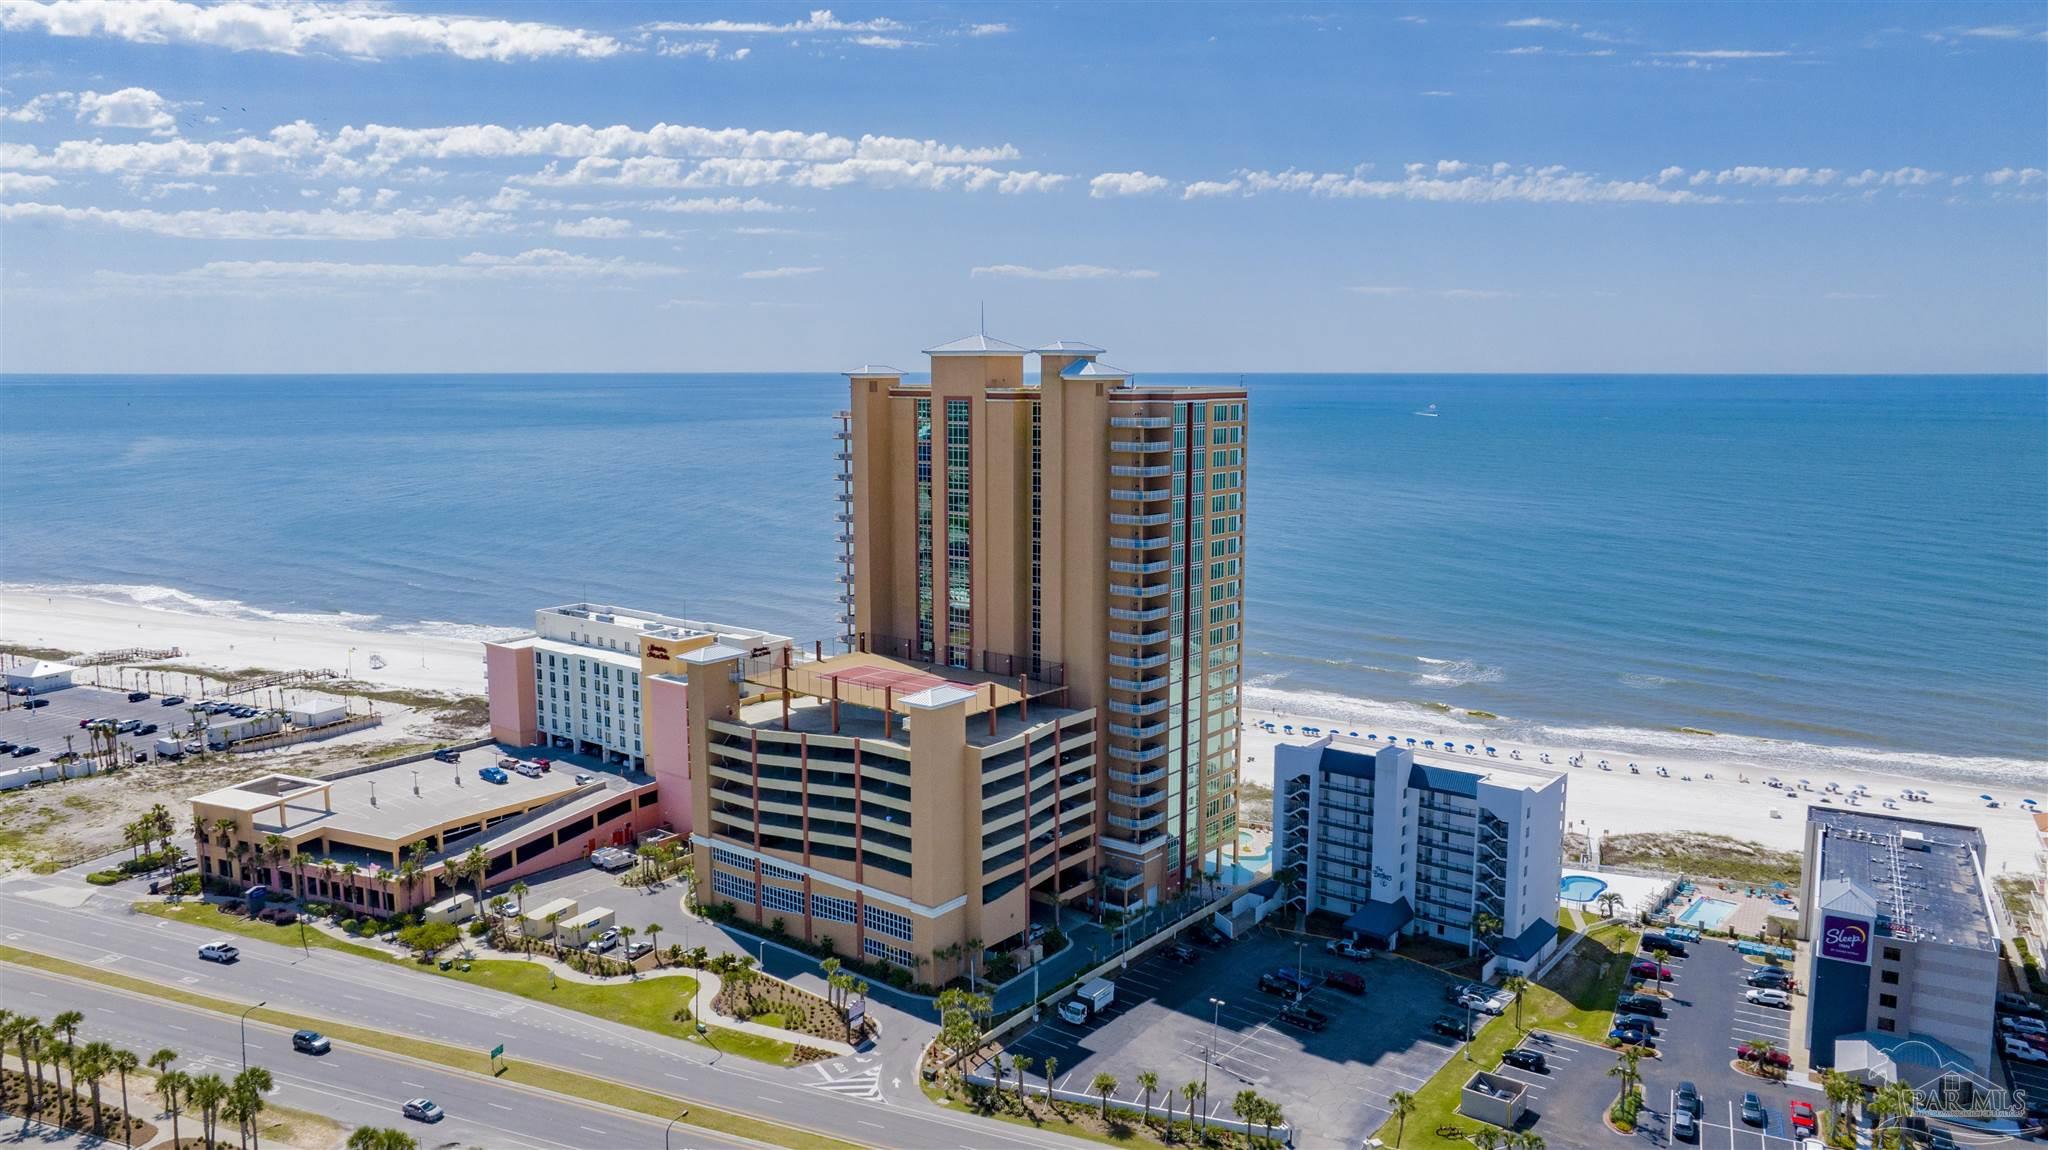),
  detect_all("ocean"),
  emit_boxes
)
[3,372,2043,786]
